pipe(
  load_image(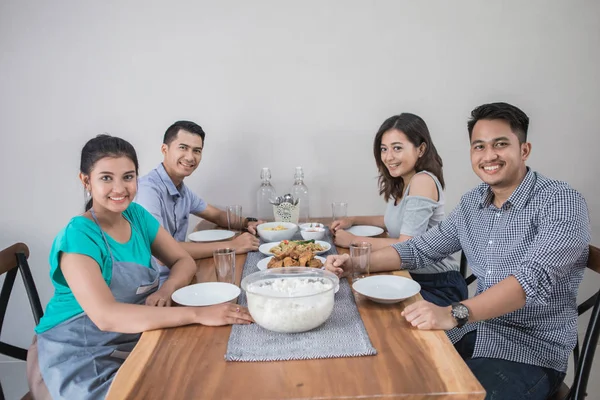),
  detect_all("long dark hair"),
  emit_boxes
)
[81,134,139,211]
[373,113,445,203]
